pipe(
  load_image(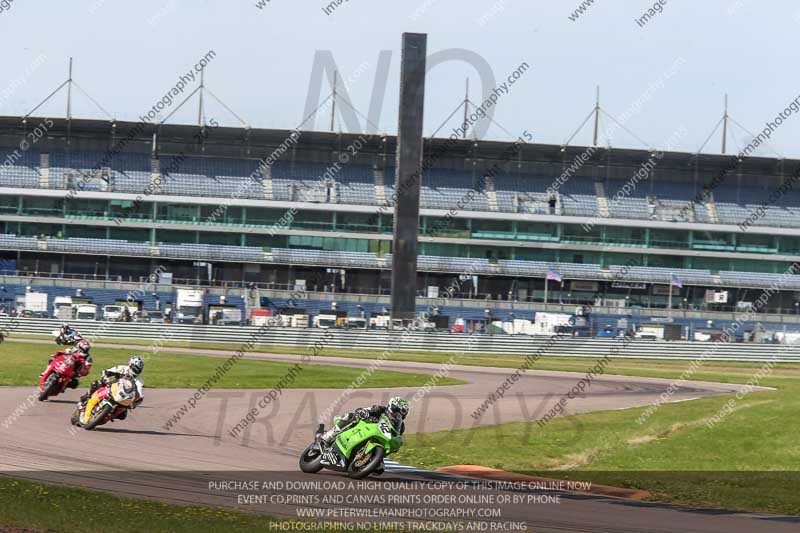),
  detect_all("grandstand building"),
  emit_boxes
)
[2,116,800,315]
